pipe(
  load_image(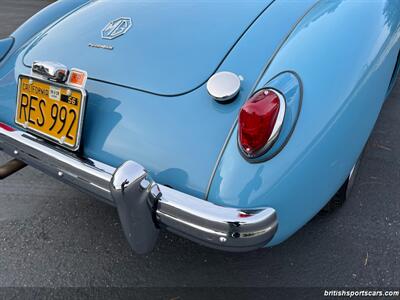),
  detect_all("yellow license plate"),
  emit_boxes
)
[15,75,86,151]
